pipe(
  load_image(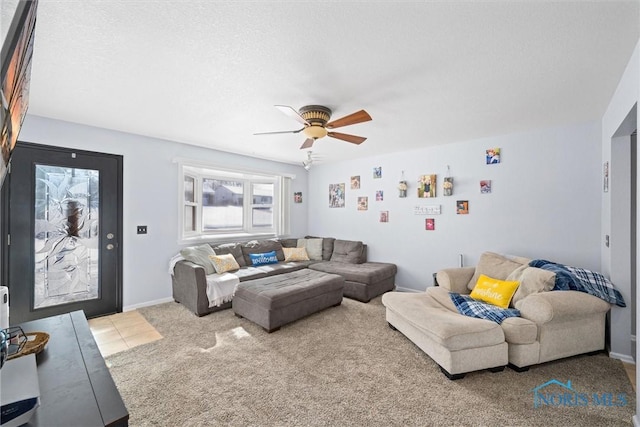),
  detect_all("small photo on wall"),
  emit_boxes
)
[380,211,389,223]
[480,180,492,194]
[456,200,469,214]
[376,190,383,201]
[351,176,361,189]
[486,148,501,164]
[418,174,437,198]
[293,192,303,203]
[373,167,382,179]
[357,196,368,211]
[425,218,435,231]
[329,183,345,208]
